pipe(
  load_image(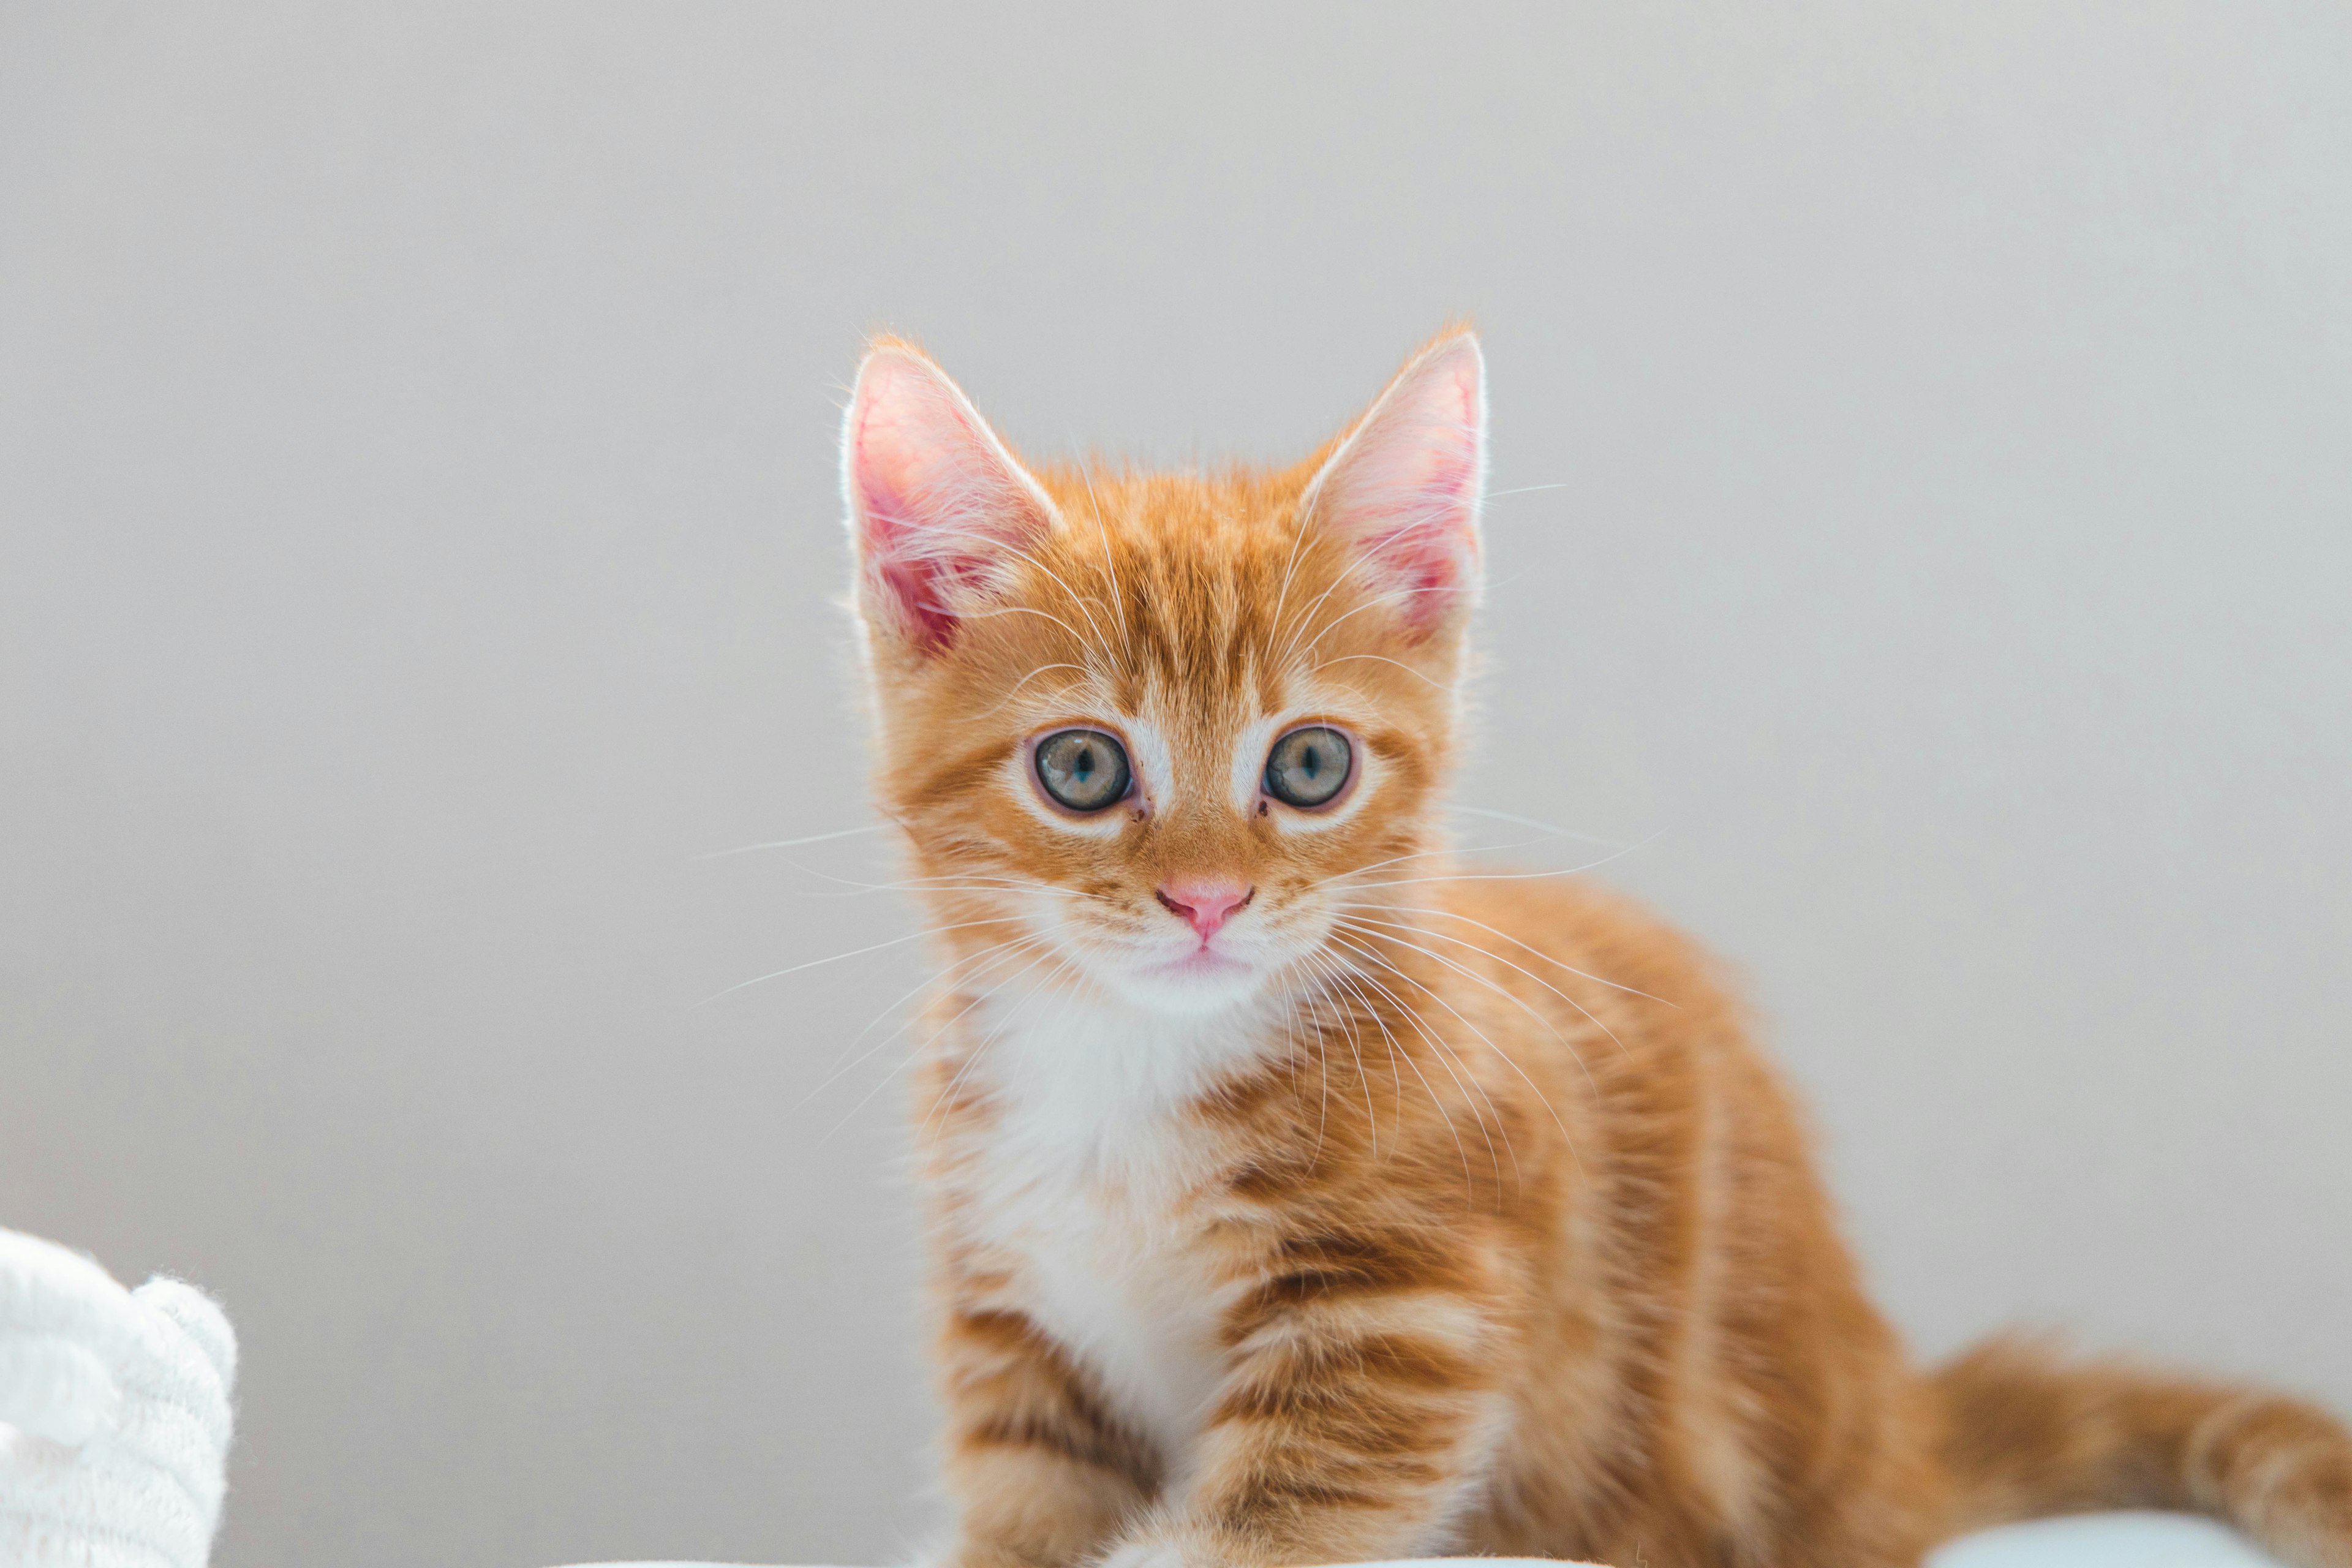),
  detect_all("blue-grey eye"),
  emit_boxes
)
[1035,729,1132,812]
[1264,726,1352,809]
